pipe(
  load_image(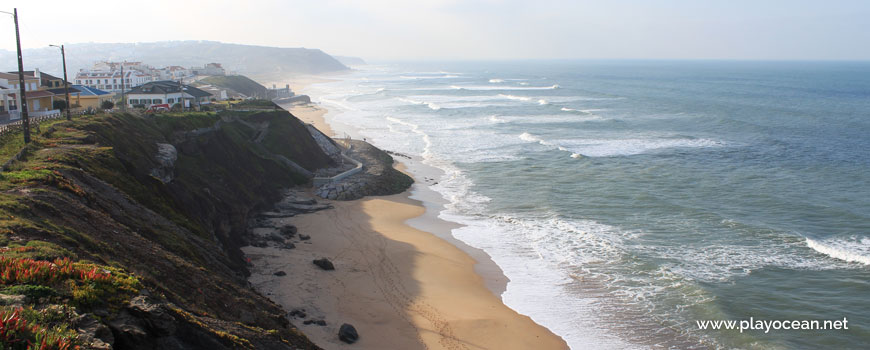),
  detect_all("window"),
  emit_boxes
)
[167,98,175,104]
[153,99,162,104]
[143,99,152,104]
[75,80,80,84]
[129,99,139,104]
[104,79,109,84]
[113,79,117,84]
